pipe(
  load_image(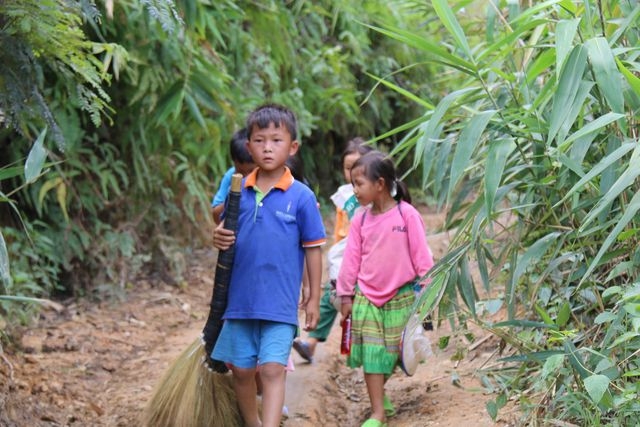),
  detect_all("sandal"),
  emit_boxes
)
[361,418,387,427]
[292,340,313,363]
[383,395,396,418]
